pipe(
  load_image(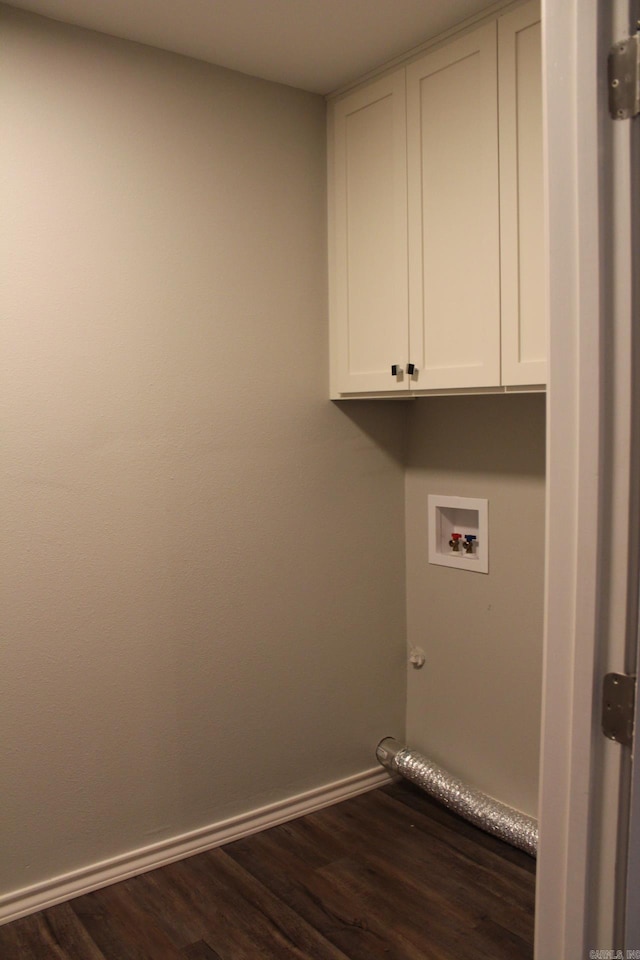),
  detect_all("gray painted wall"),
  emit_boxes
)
[0,7,407,900]
[405,394,545,816]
